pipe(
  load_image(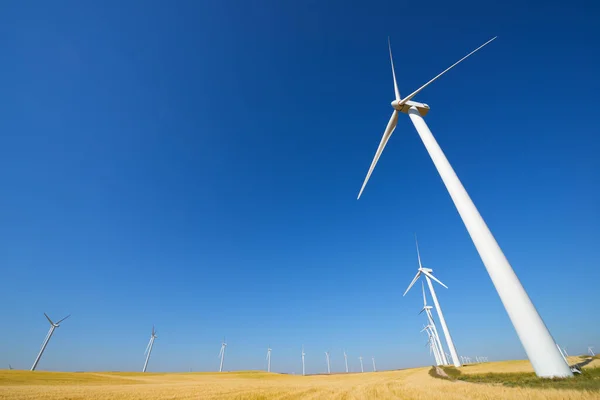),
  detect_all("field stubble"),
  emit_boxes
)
[1,357,598,400]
